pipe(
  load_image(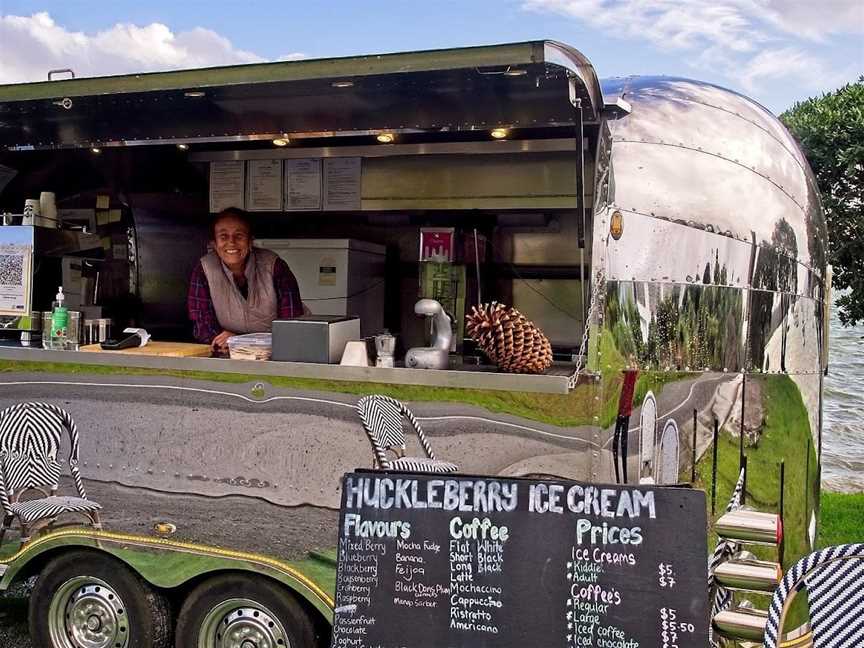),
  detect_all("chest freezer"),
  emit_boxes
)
[255,238,385,337]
